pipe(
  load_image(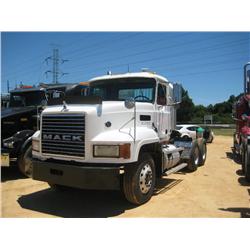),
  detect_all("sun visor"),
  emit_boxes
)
[48,95,102,106]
